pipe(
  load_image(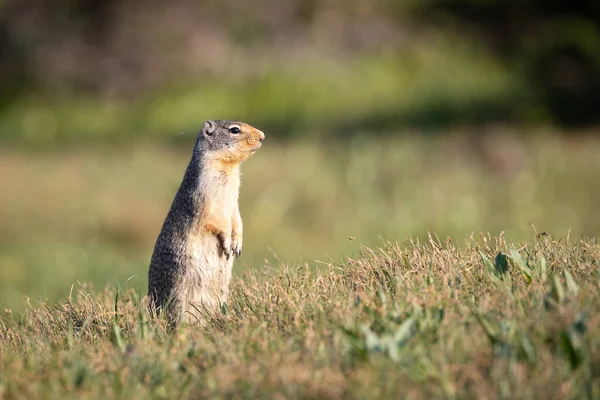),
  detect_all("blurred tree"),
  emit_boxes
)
[0,17,29,108]
[398,0,600,126]
[2,0,599,128]
[0,0,119,97]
